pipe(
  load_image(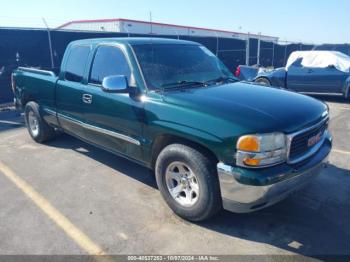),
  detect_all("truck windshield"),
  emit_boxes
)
[132,44,236,90]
